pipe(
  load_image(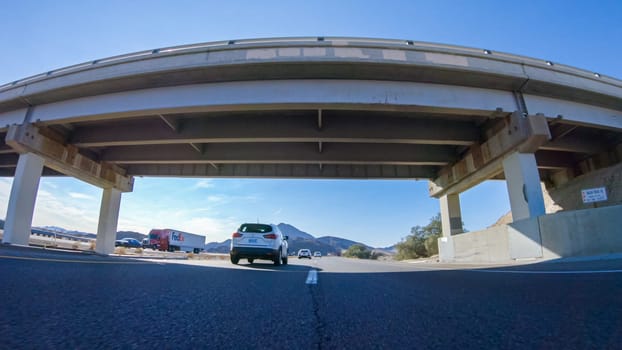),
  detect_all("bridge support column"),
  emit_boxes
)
[440,193,463,237]
[502,152,545,221]
[2,153,44,245]
[95,188,122,255]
